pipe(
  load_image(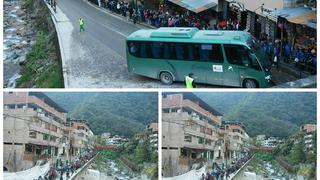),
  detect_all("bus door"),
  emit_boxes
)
[204,44,225,85]
[222,44,243,87]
